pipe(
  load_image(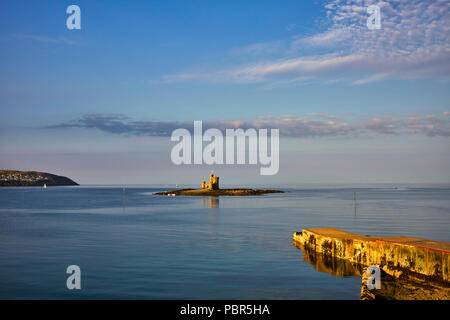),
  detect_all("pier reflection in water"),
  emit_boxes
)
[294,242,362,278]
[293,242,450,300]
